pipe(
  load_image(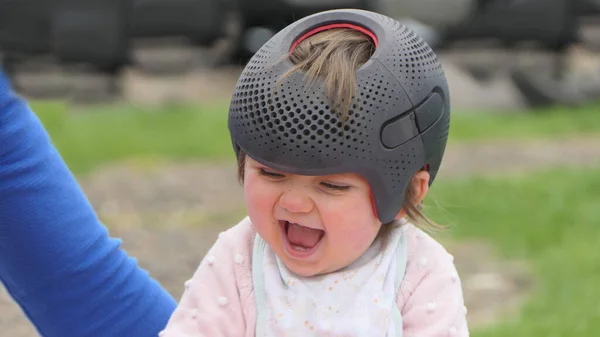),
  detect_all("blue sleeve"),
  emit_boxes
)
[0,71,177,336]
